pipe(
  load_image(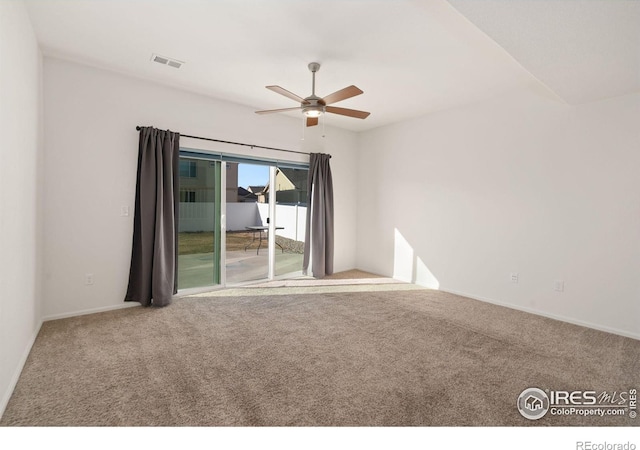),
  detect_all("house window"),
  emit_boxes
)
[180,190,196,203]
[179,160,197,178]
